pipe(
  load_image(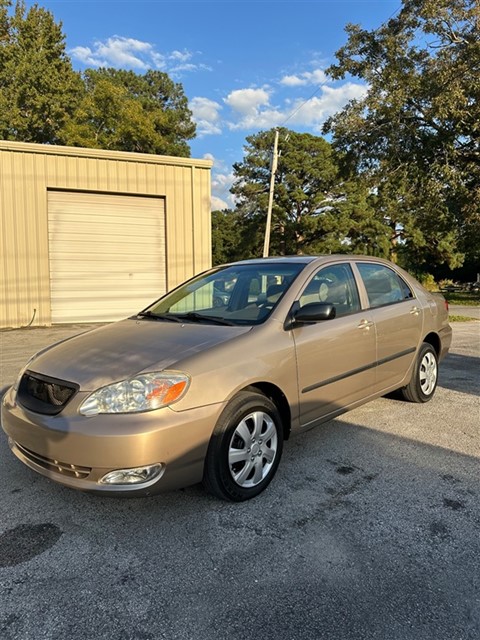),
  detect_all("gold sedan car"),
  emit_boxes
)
[2,256,452,501]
